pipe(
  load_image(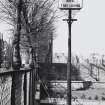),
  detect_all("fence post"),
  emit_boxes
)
[24,72,27,105]
[11,73,22,105]
[29,69,33,105]
[32,68,36,105]
[28,68,36,105]
[11,74,15,105]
